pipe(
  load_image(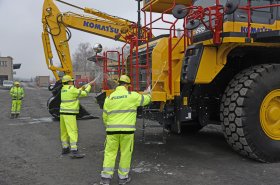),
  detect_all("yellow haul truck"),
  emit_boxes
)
[132,0,280,162]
